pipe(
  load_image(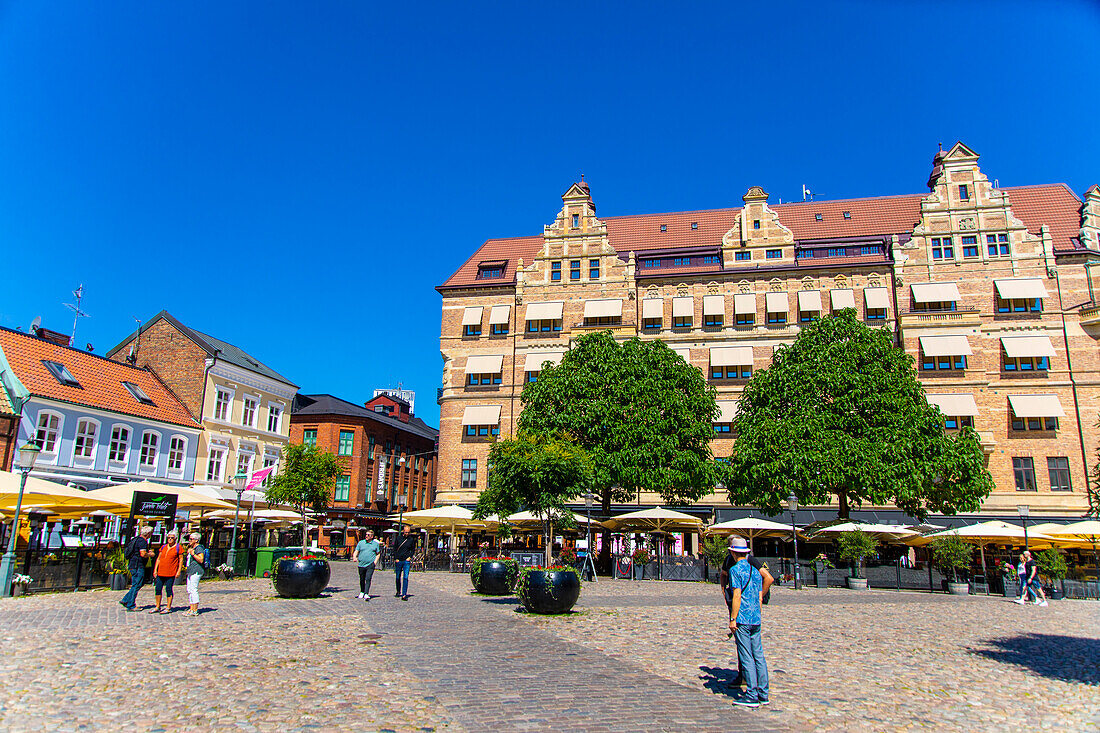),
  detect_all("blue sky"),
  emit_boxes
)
[1,1,1098,426]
